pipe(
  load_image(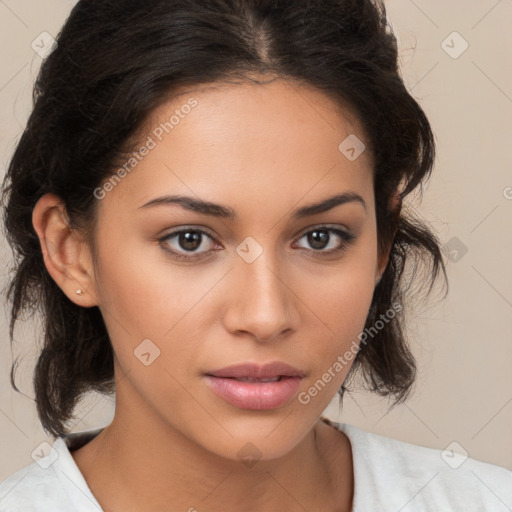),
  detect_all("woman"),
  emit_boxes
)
[1,0,510,510]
